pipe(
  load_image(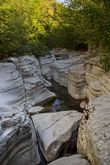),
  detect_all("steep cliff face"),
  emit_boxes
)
[51,59,73,87]
[68,62,86,100]
[50,51,110,101]
[0,56,55,110]
[85,57,110,100]
[0,62,25,109]
[0,52,110,165]
[17,56,55,106]
[39,54,56,80]
[77,94,110,165]
[0,55,56,165]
